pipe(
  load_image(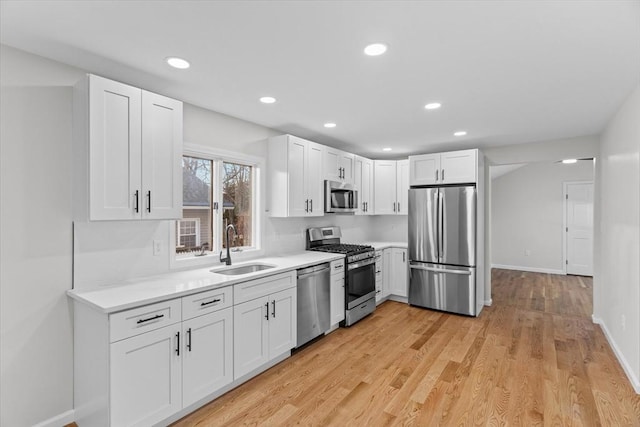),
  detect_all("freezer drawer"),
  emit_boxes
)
[408,262,476,316]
